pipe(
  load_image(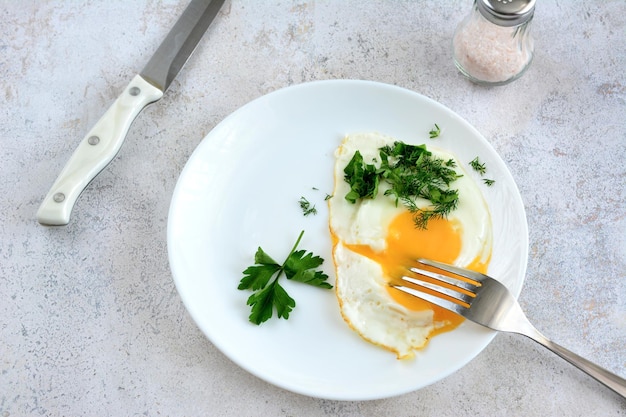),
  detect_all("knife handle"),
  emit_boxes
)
[37,75,163,226]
